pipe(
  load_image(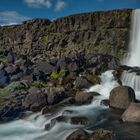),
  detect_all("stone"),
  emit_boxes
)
[90,129,116,140]
[46,87,66,105]
[66,128,89,140]
[75,92,93,104]
[70,116,89,125]
[109,86,135,109]
[121,103,140,122]
[75,77,92,89]
[23,93,47,111]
